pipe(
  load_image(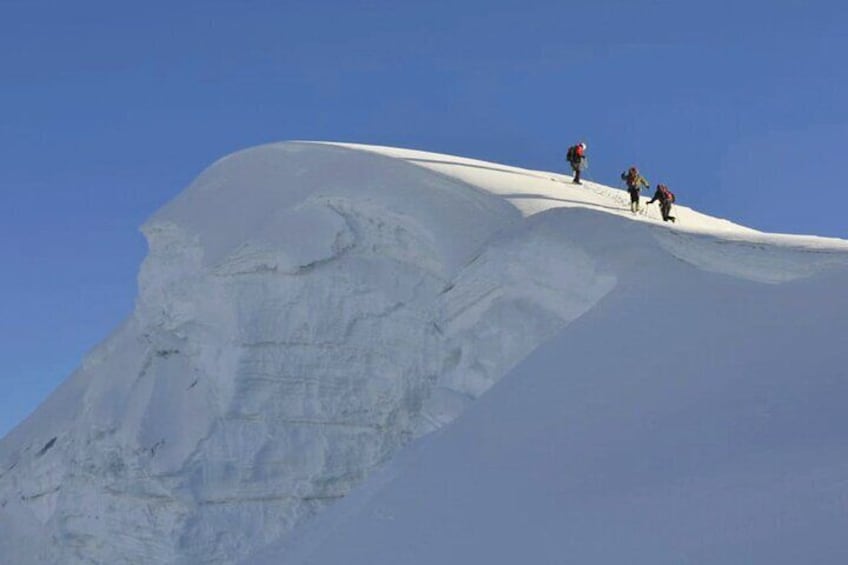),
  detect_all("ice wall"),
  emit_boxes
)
[0,143,615,564]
